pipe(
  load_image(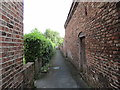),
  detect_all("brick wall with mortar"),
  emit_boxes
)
[23,62,34,88]
[64,2,120,89]
[0,0,24,89]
